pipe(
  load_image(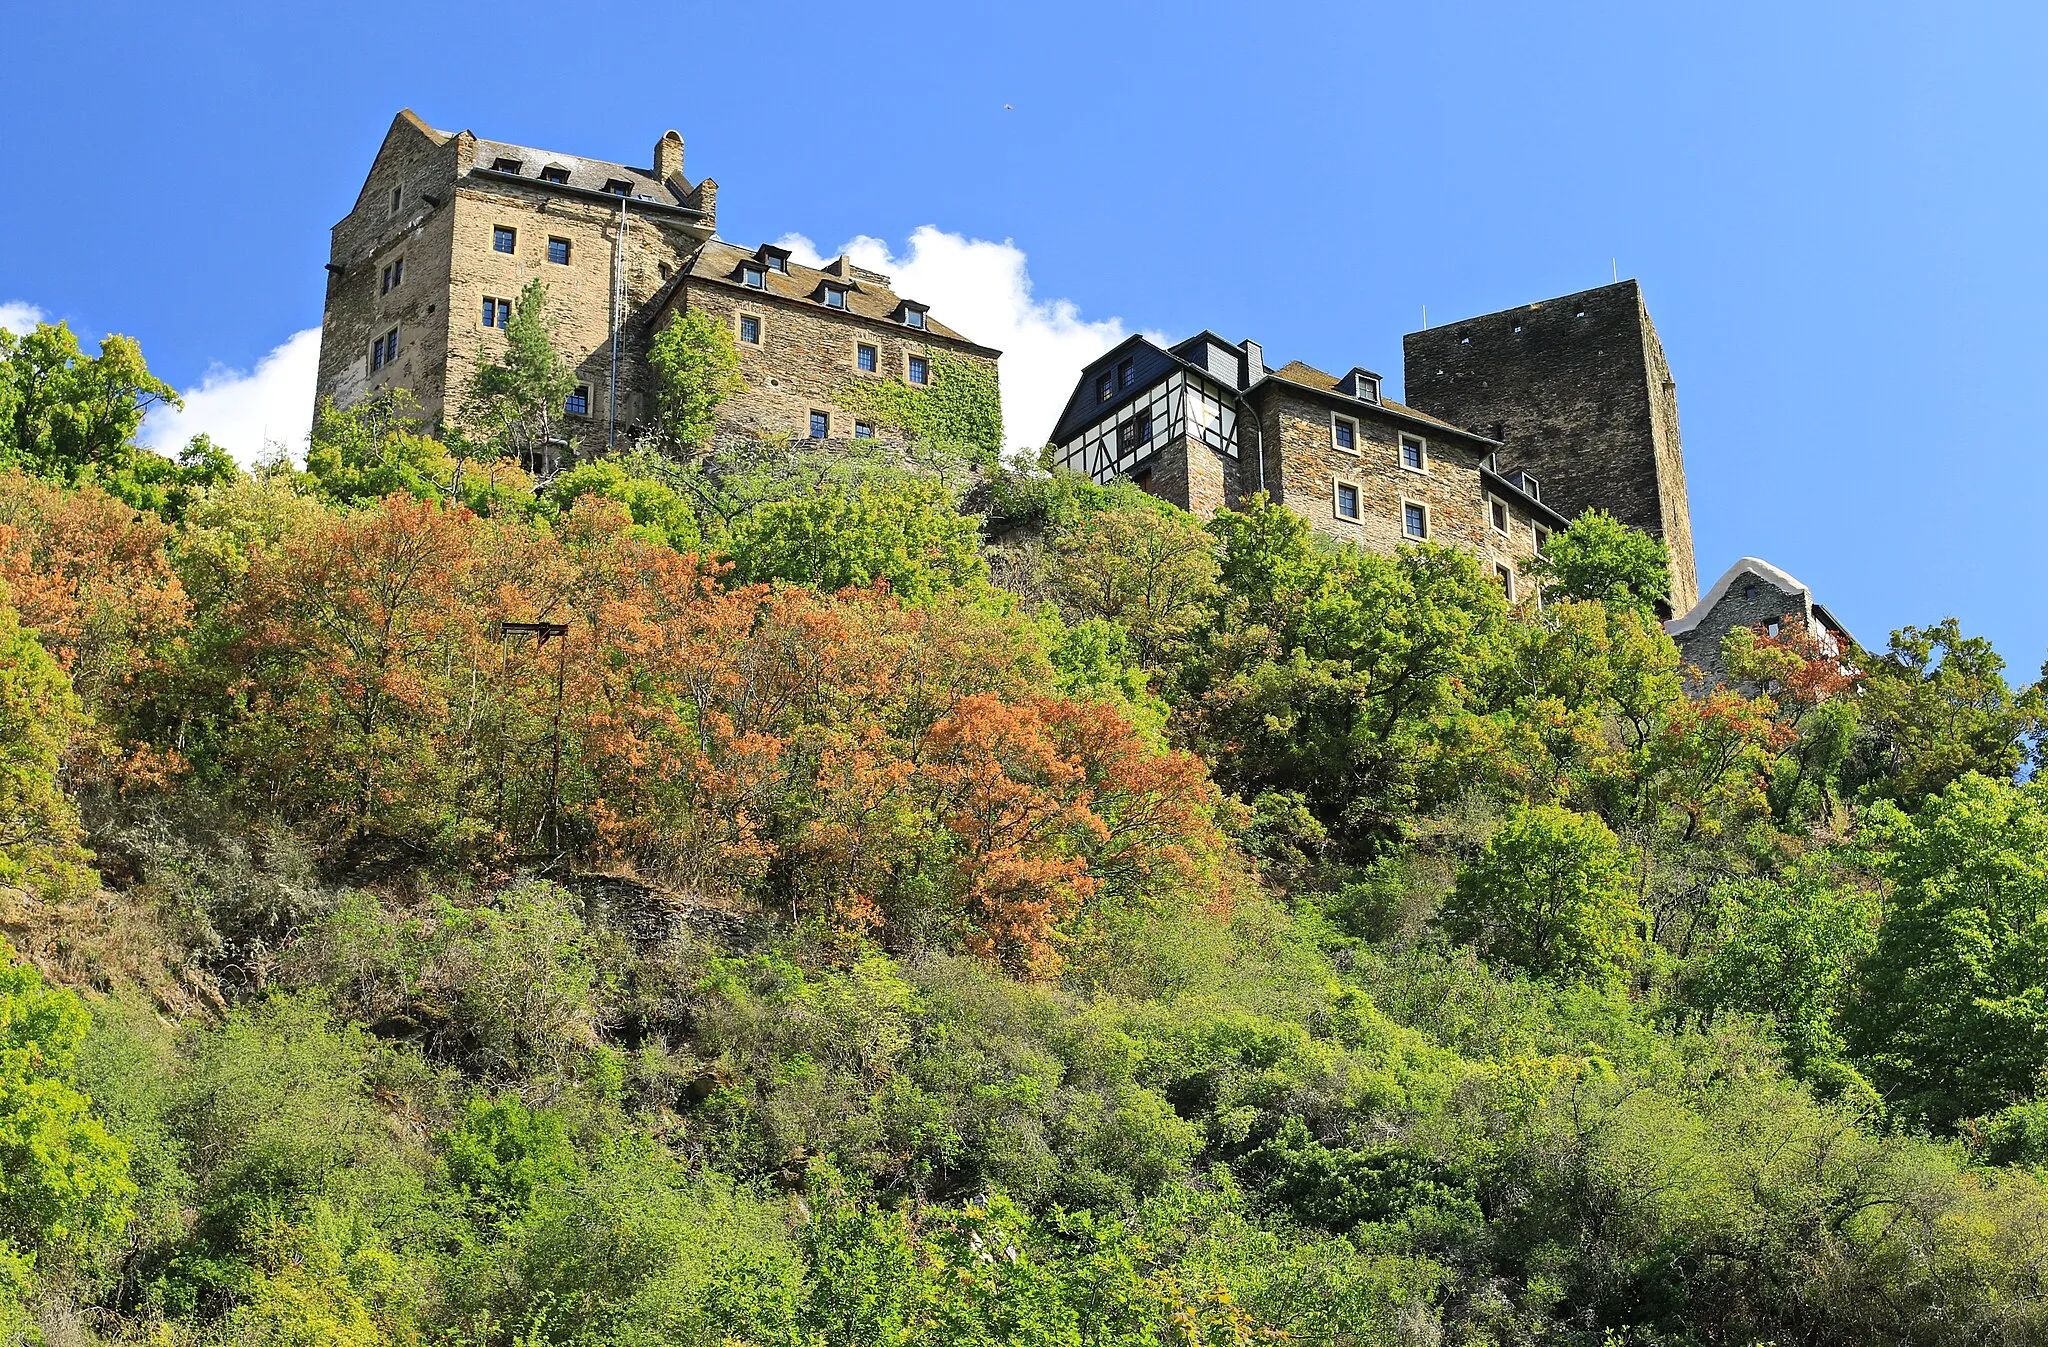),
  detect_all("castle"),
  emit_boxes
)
[1049,281,1698,615]
[320,112,1837,667]
[314,111,999,468]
